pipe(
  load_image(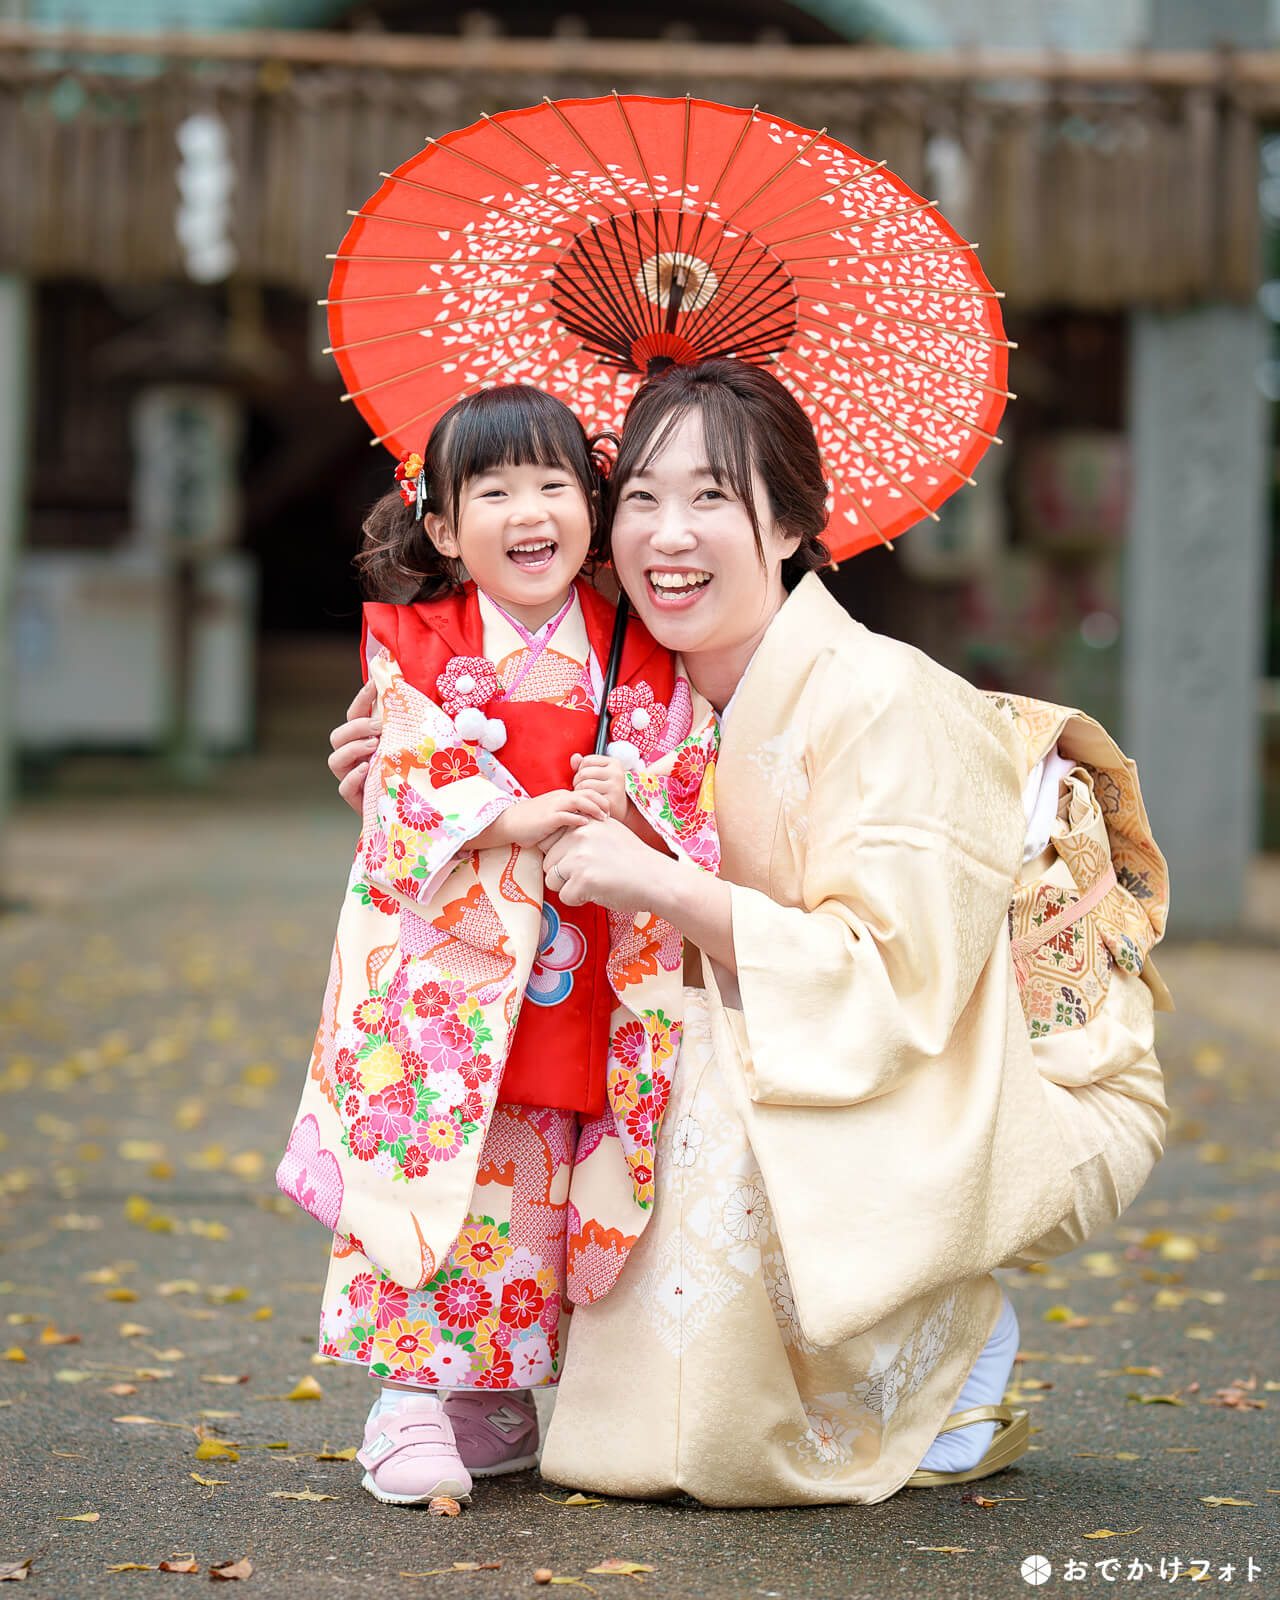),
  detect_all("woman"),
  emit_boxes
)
[328,359,1169,1505]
